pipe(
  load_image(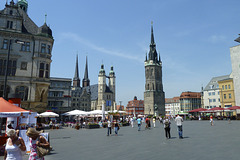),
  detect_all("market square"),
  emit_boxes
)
[20,120,240,160]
